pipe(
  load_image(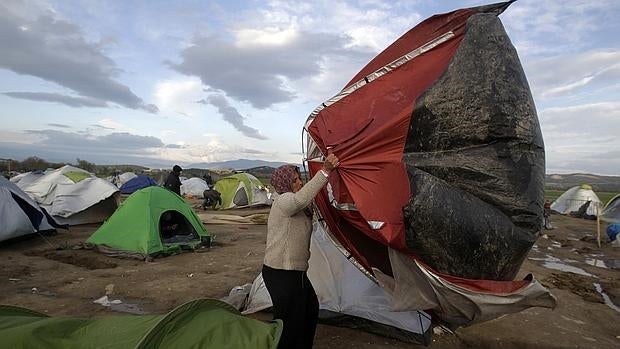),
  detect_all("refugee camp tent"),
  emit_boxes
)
[550,184,602,217]
[20,165,119,225]
[118,172,137,187]
[87,186,209,258]
[11,171,45,188]
[600,194,620,224]
[0,177,60,242]
[243,222,432,344]
[302,1,555,327]
[181,177,209,198]
[214,173,270,209]
[0,299,282,349]
[119,175,157,194]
